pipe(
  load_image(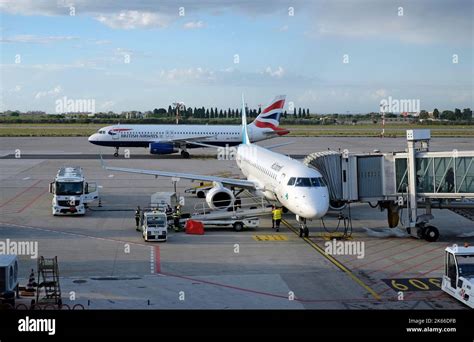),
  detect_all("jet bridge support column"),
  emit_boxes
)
[405,129,439,241]
[407,138,418,226]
